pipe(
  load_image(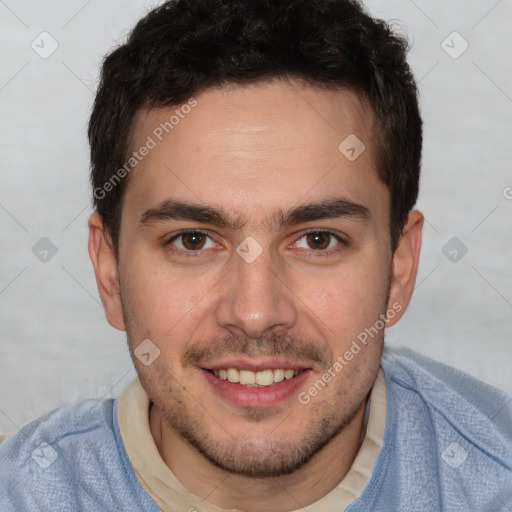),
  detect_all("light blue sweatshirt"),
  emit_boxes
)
[1,347,511,511]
